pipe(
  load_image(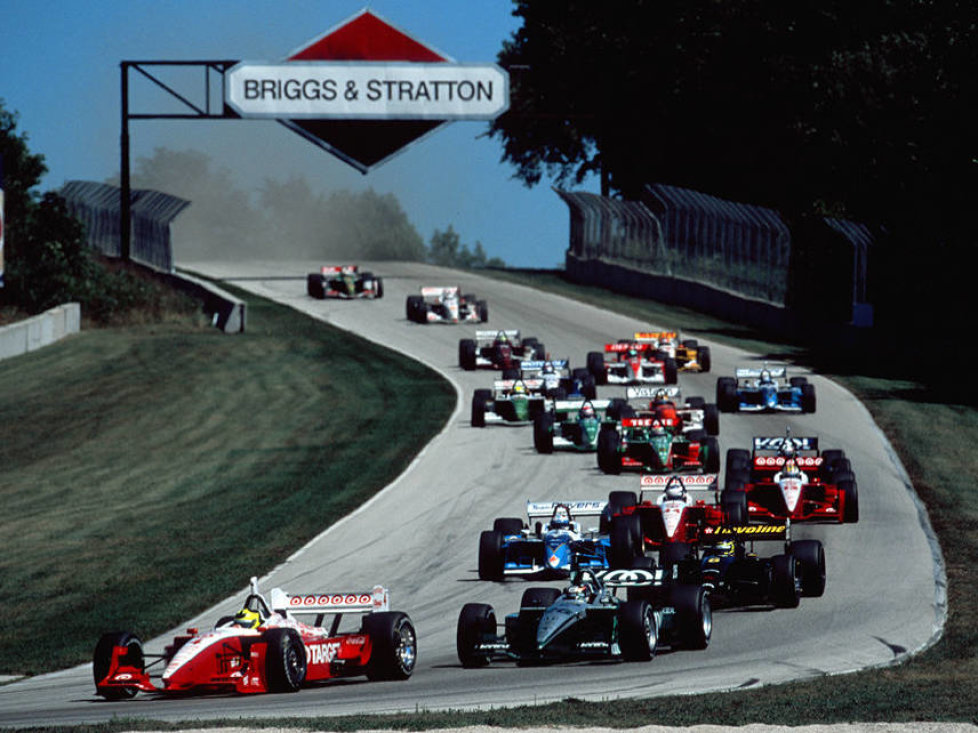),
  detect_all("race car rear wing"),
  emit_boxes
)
[321,265,358,274]
[493,378,545,393]
[625,386,681,401]
[639,473,718,503]
[520,359,569,373]
[526,500,608,521]
[475,329,520,343]
[753,435,819,453]
[278,586,390,615]
[735,366,788,380]
[552,398,611,414]
[420,286,459,301]
[622,416,679,429]
[701,521,789,542]
[634,331,678,342]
